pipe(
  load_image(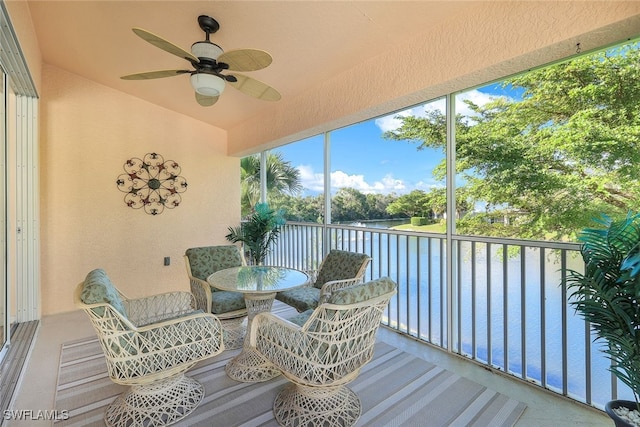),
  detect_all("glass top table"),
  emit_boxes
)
[207,265,309,293]
[207,266,309,382]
